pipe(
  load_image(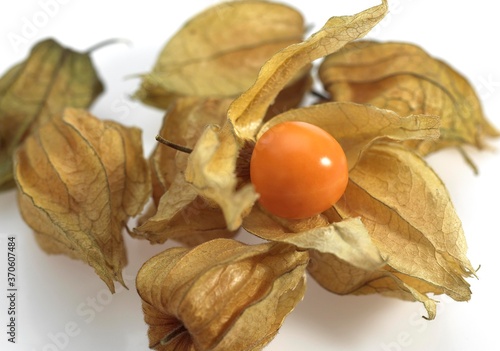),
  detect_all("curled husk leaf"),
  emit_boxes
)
[136,238,308,351]
[135,0,306,109]
[319,40,500,156]
[14,108,151,291]
[0,38,103,190]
